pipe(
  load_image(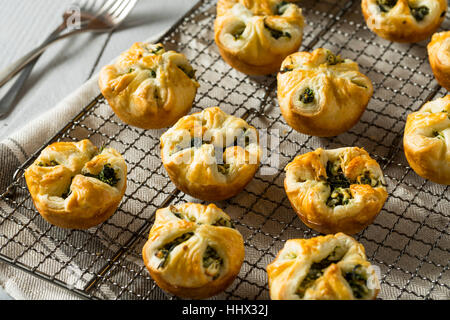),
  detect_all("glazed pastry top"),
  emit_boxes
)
[283,147,388,235]
[277,48,373,118]
[24,140,127,221]
[215,0,304,64]
[98,42,199,128]
[267,233,379,300]
[364,0,447,30]
[143,203,244,288]
[160,107,260,186]
[404,95,450,175]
